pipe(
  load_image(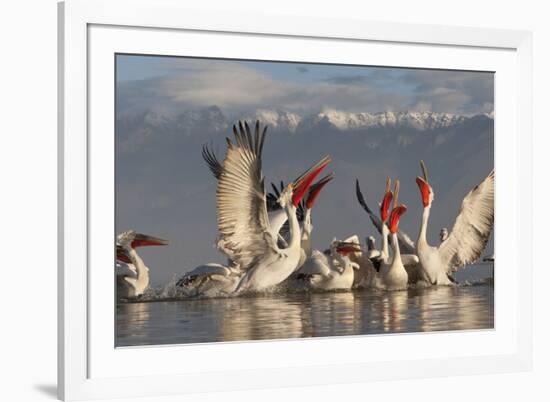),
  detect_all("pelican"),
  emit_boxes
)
[379,181,409,290]
[178,122,330,296]
[355,178,417,257]
[268,173,334,260]
[355,178,419,285]
[213,121,331,293]
[115,230,168,299]
[415,160,494,285]
[296,240,361,291]
[338,234,378,289]
[175,263,241,297]
[203,140,298,247]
